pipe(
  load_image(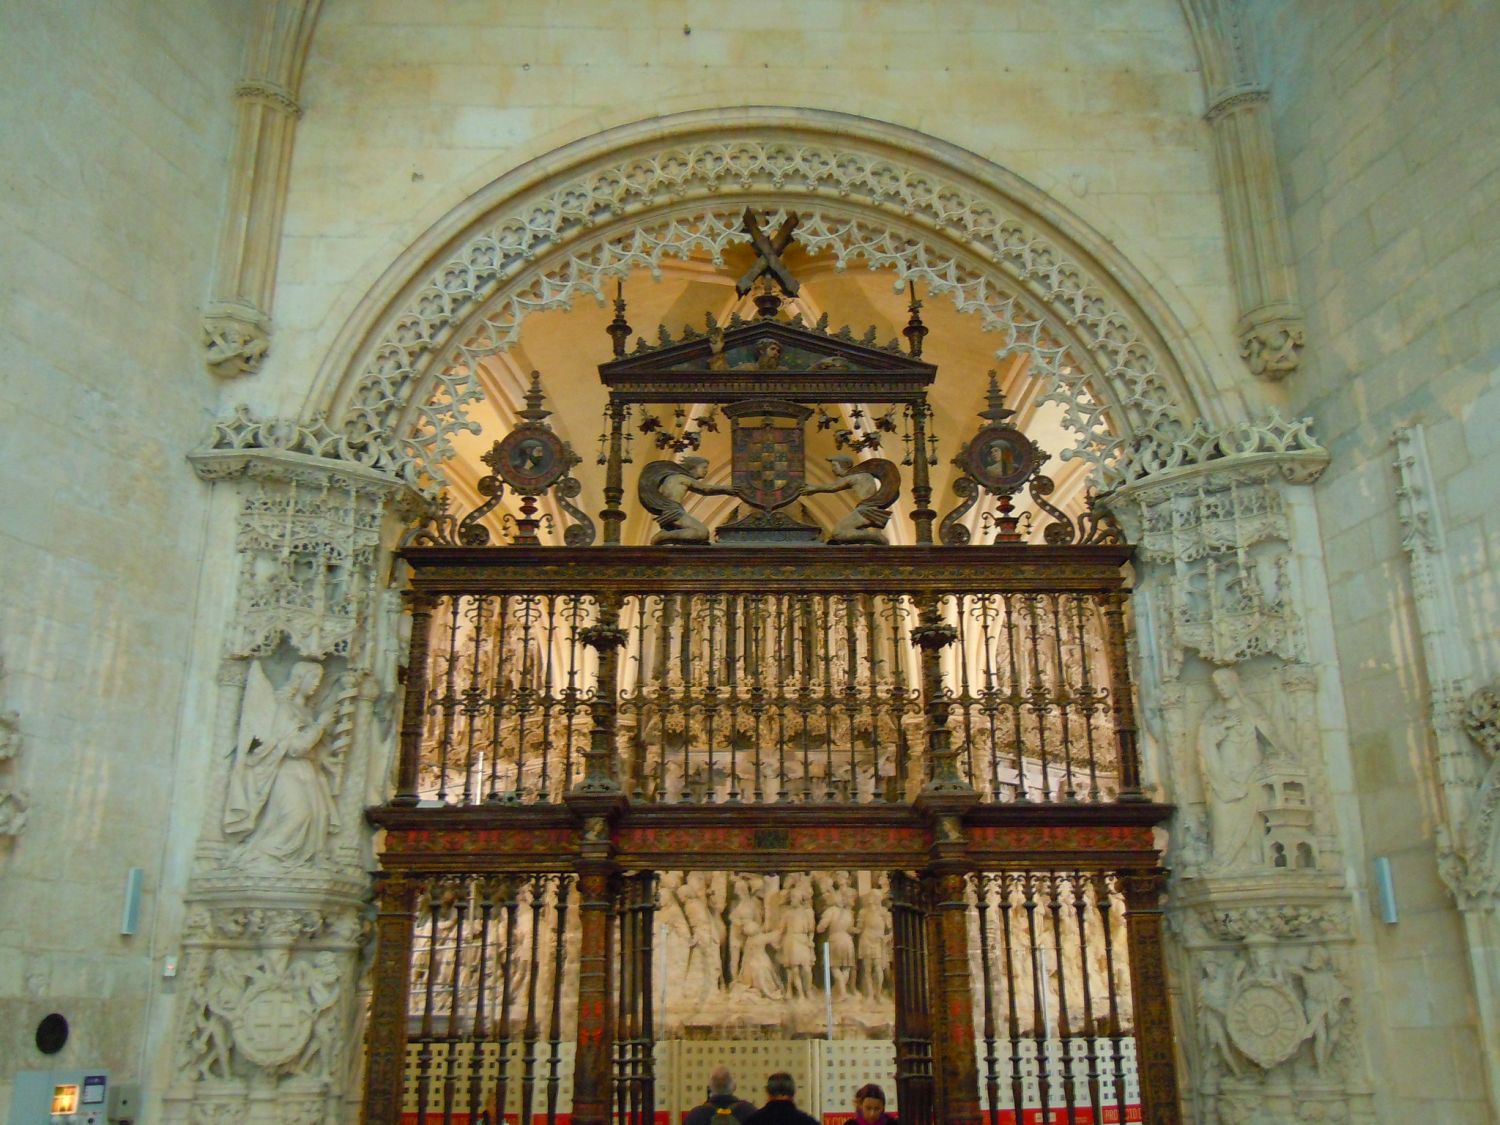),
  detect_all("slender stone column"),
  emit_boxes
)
[203,0,322,377]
